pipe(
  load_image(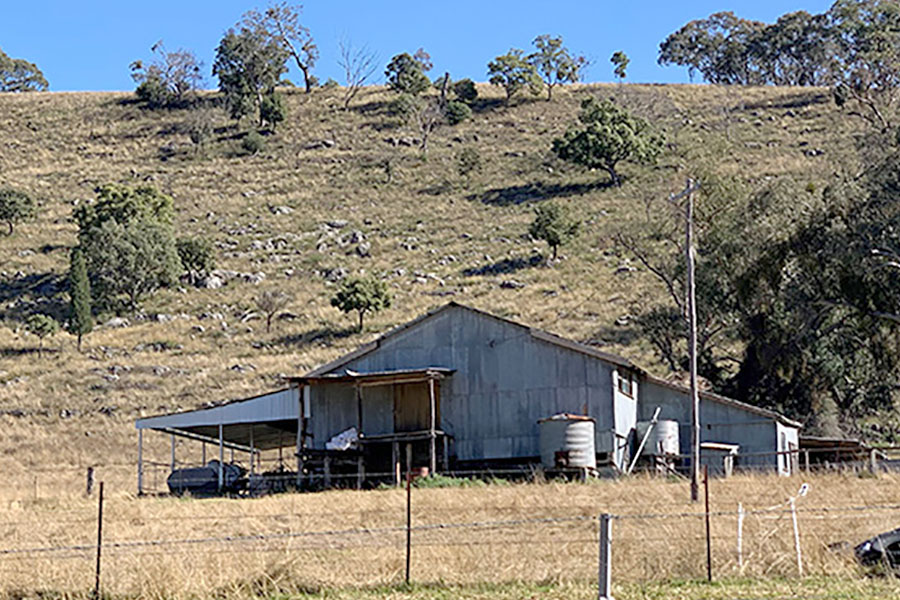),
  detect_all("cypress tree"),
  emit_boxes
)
[68,247,92,351]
